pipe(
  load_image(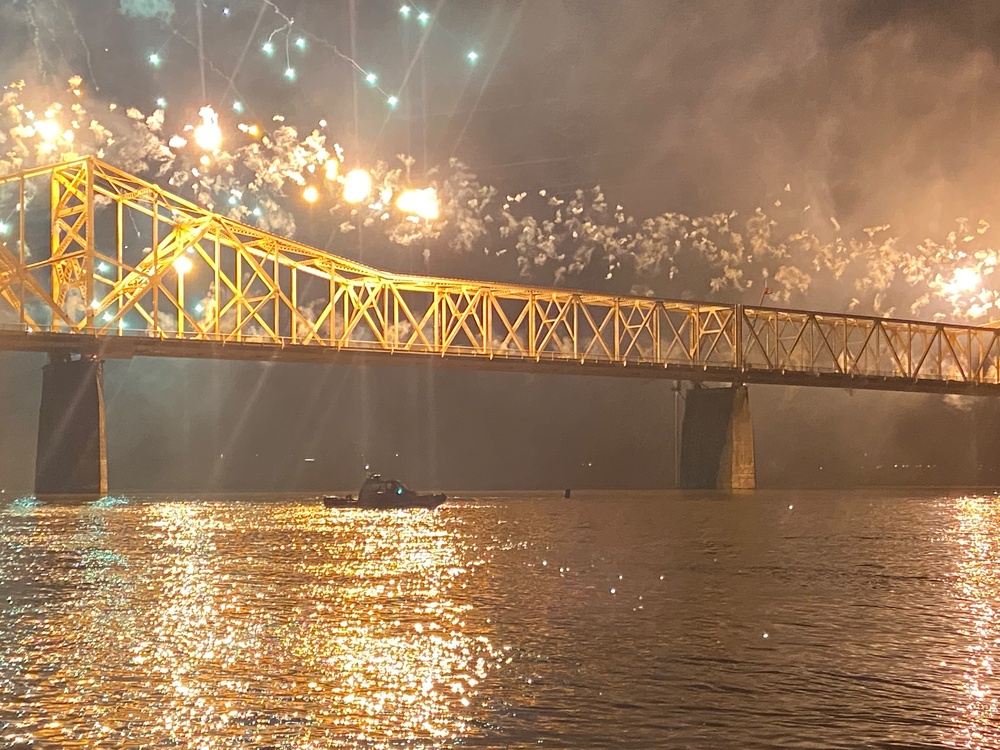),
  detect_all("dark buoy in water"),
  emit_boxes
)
[564,488,572,499]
